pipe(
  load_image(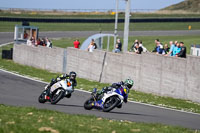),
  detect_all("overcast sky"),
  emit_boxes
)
[1,0,184,11]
